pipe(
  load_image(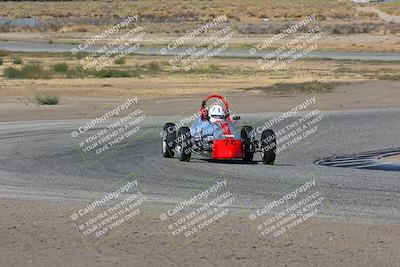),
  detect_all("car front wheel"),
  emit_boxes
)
[176,127,192,162]
[162,123,176,158]
[261,129,276,165]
